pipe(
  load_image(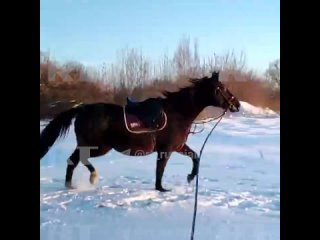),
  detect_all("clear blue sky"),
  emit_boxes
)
[40,0,279,73]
